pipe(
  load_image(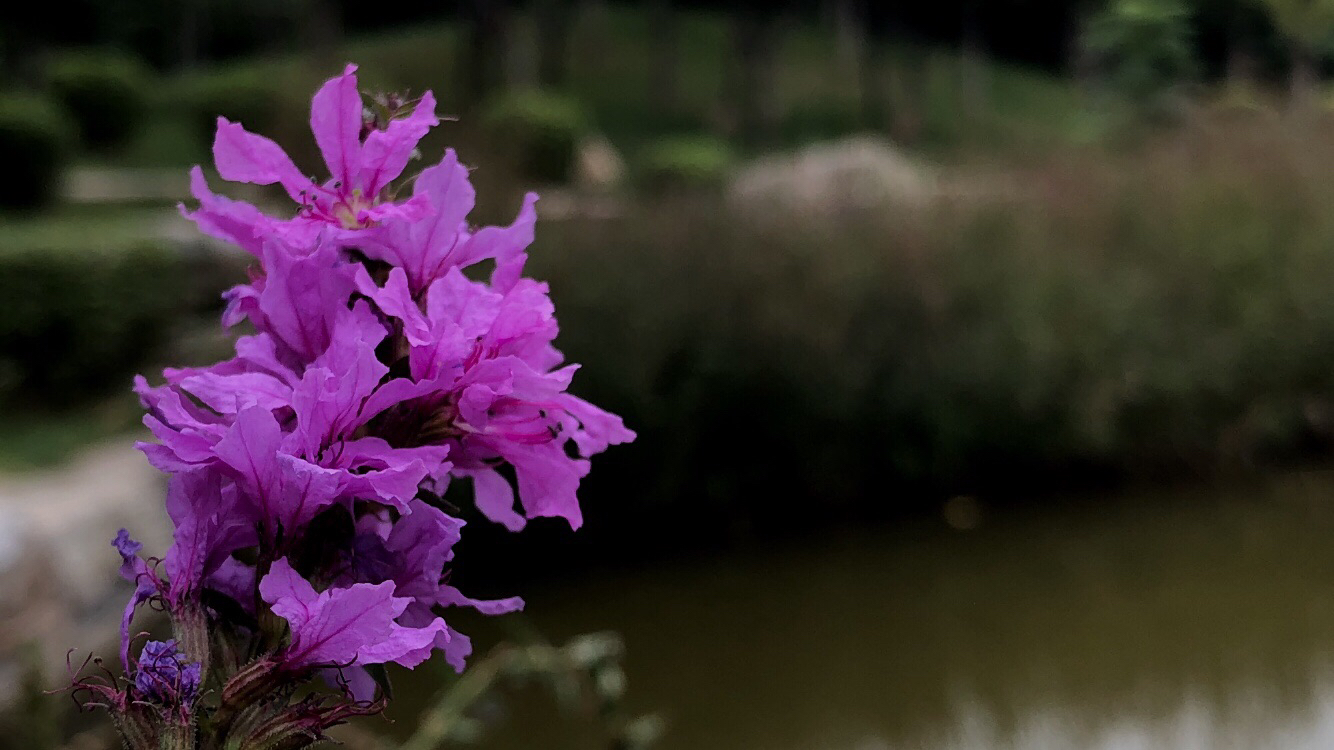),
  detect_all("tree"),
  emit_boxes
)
[829,0,890,131]
[1256,0,1334,102]
[461,0,512,107]
[648,0,682,115]
[728,6,781,145]
[1083,0,1198,116]
[535,0,573,88]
